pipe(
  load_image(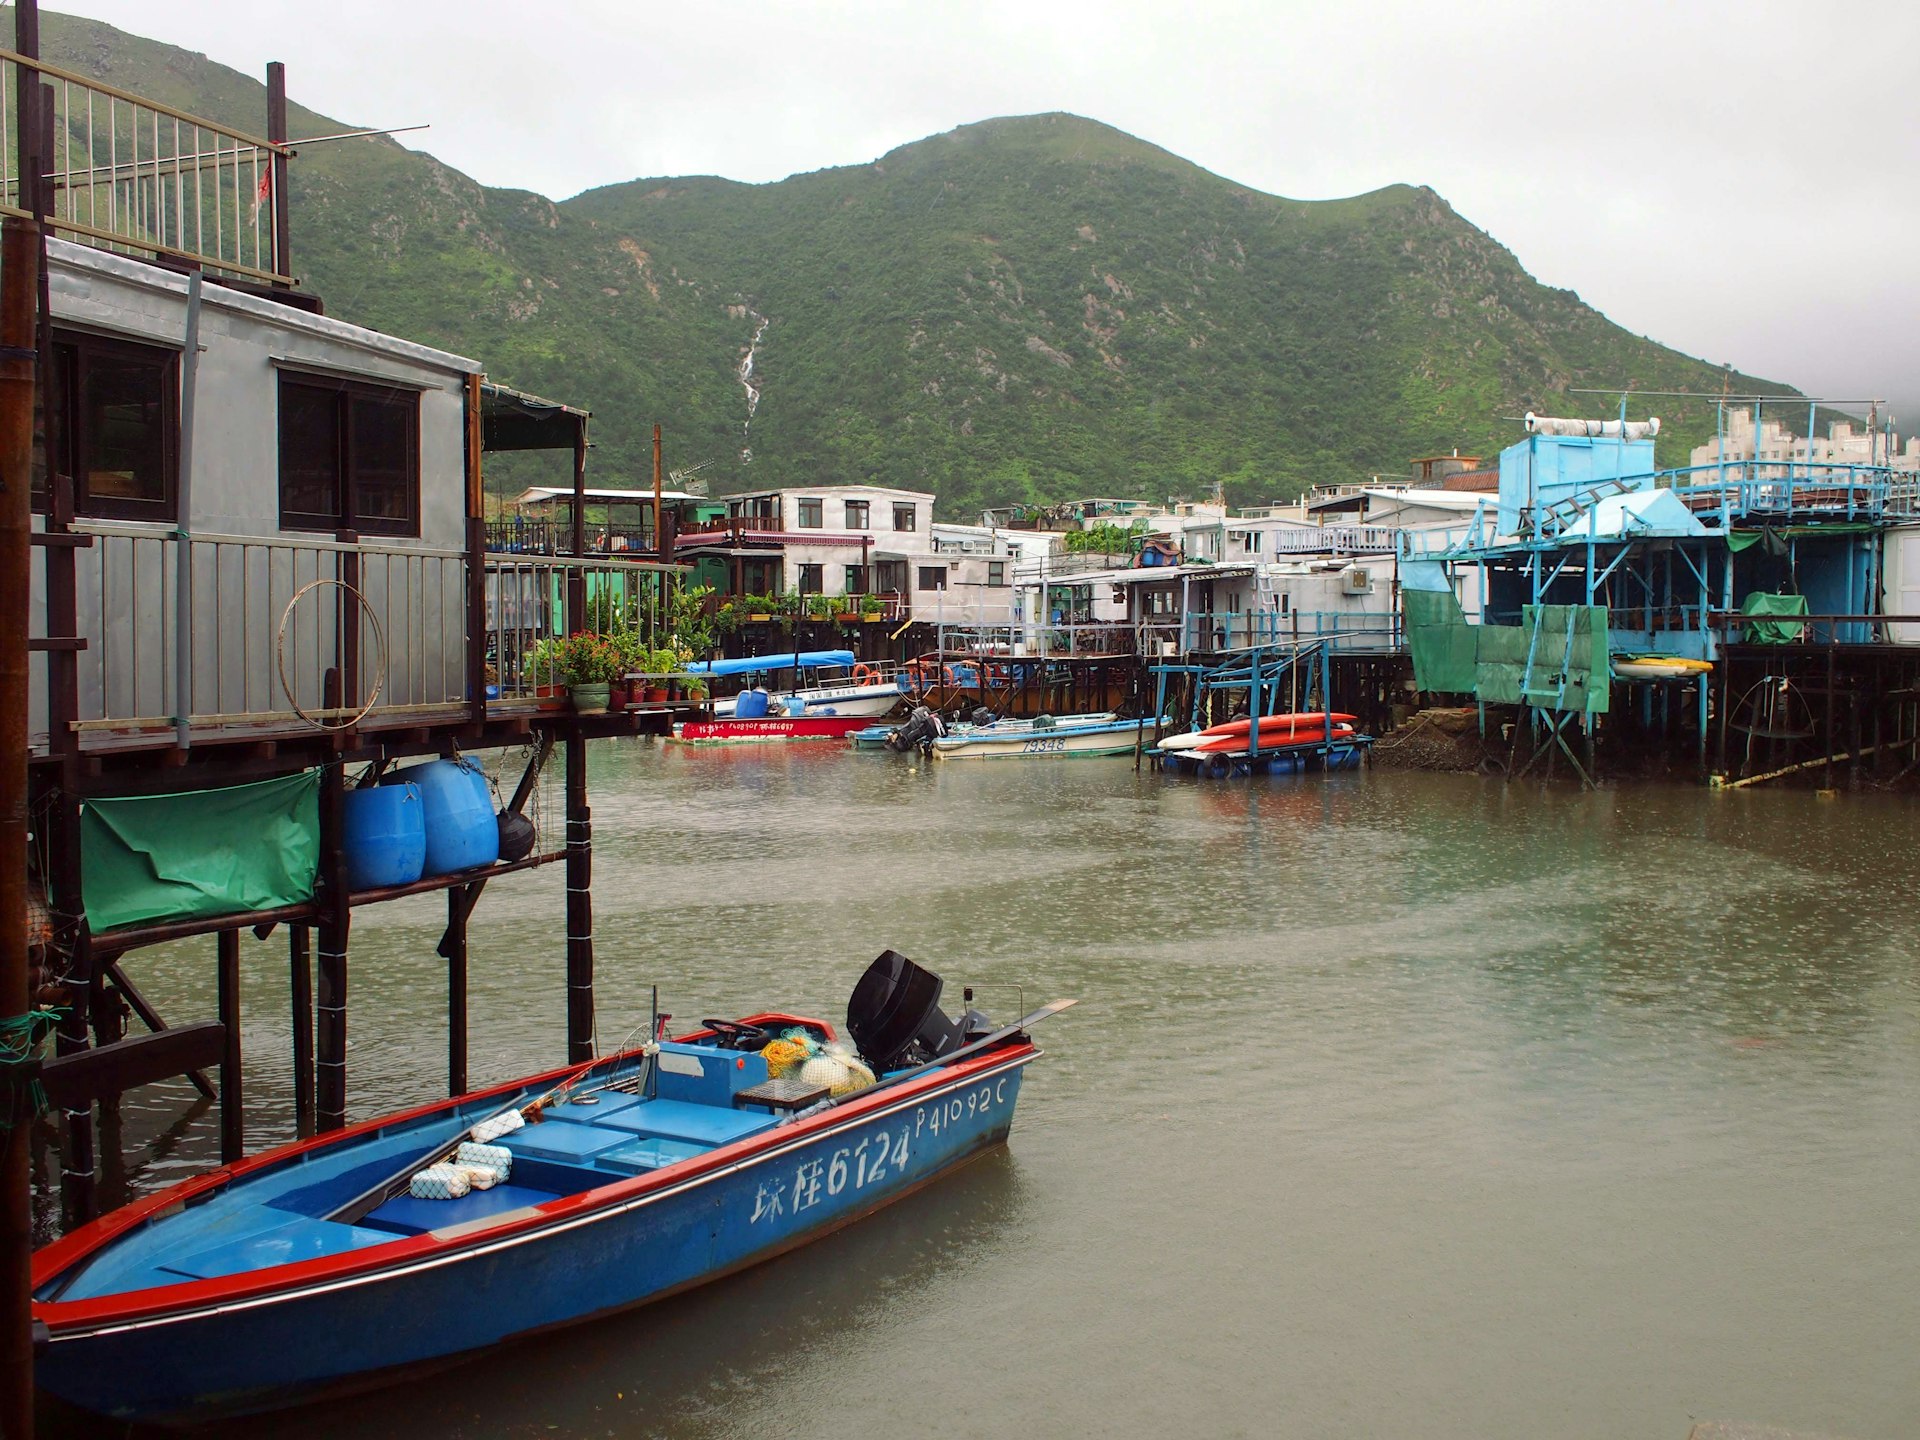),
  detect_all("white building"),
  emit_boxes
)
[1688,406,1920,475]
